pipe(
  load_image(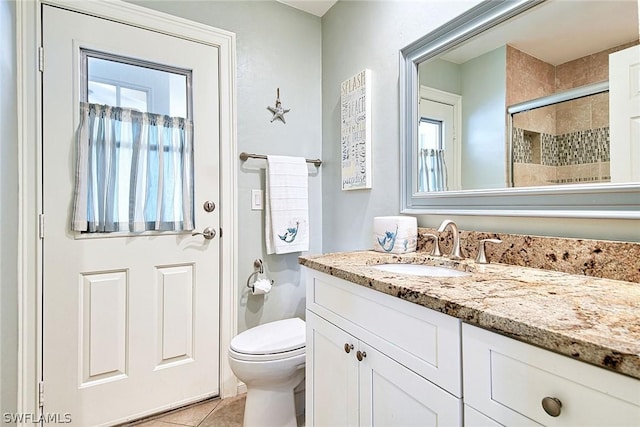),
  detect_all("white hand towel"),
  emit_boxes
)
[265,155,309,254]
